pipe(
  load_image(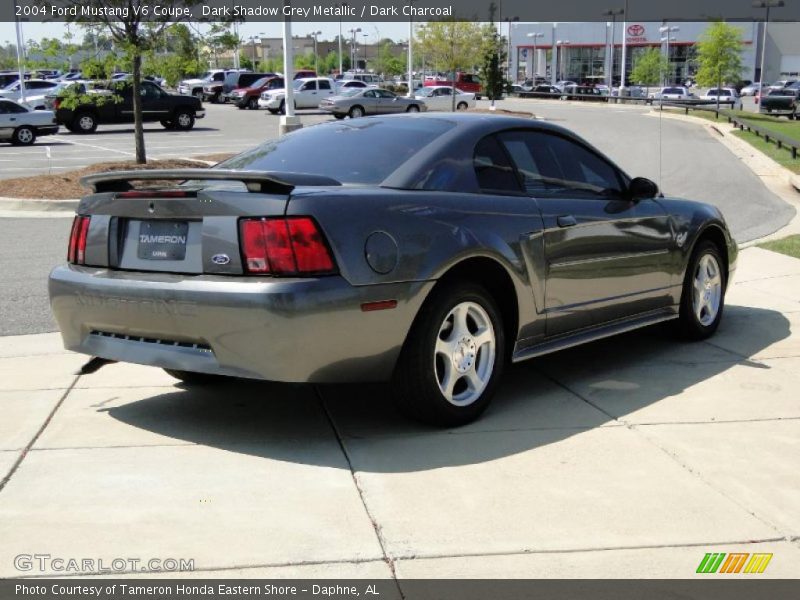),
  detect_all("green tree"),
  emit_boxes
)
[56,0,199,164]
[630,48,668,95]
[481,27,505,106]
[695,22,744,110]
[373,41,405,77]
